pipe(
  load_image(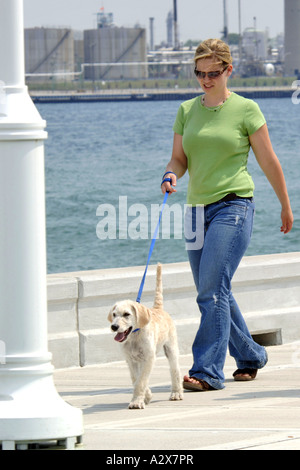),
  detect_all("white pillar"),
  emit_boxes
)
[0,0,83,449]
